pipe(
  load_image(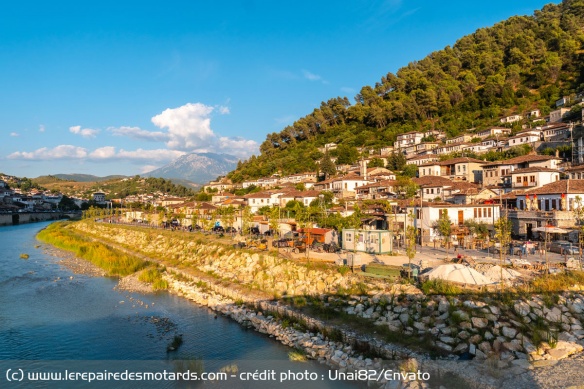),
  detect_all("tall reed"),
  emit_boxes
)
[37,222,148,276]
